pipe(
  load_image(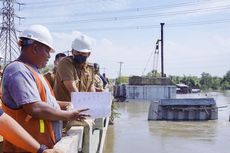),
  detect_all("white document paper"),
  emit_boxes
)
[71,92,112,118]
